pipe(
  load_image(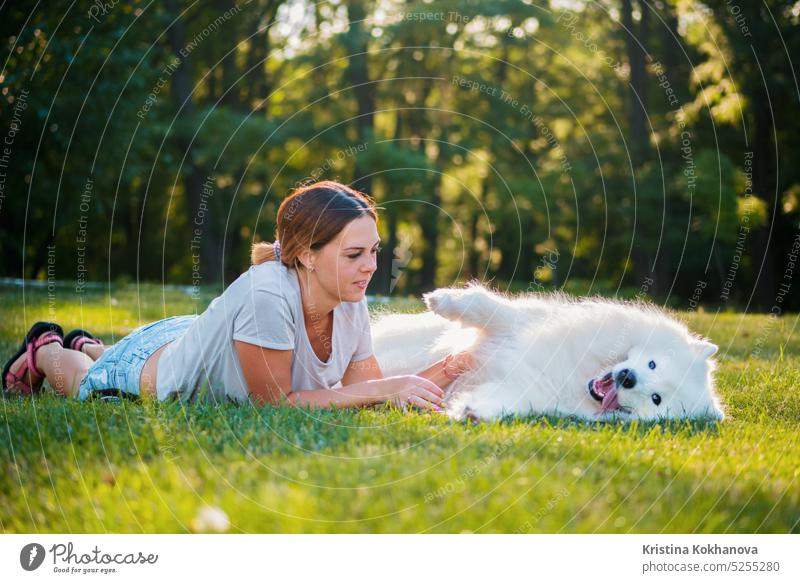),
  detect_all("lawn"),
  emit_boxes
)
[1,281,798,533]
